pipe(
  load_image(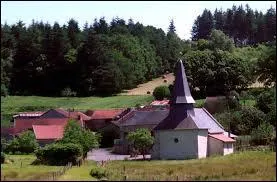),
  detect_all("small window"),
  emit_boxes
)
[174,138,179,143]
